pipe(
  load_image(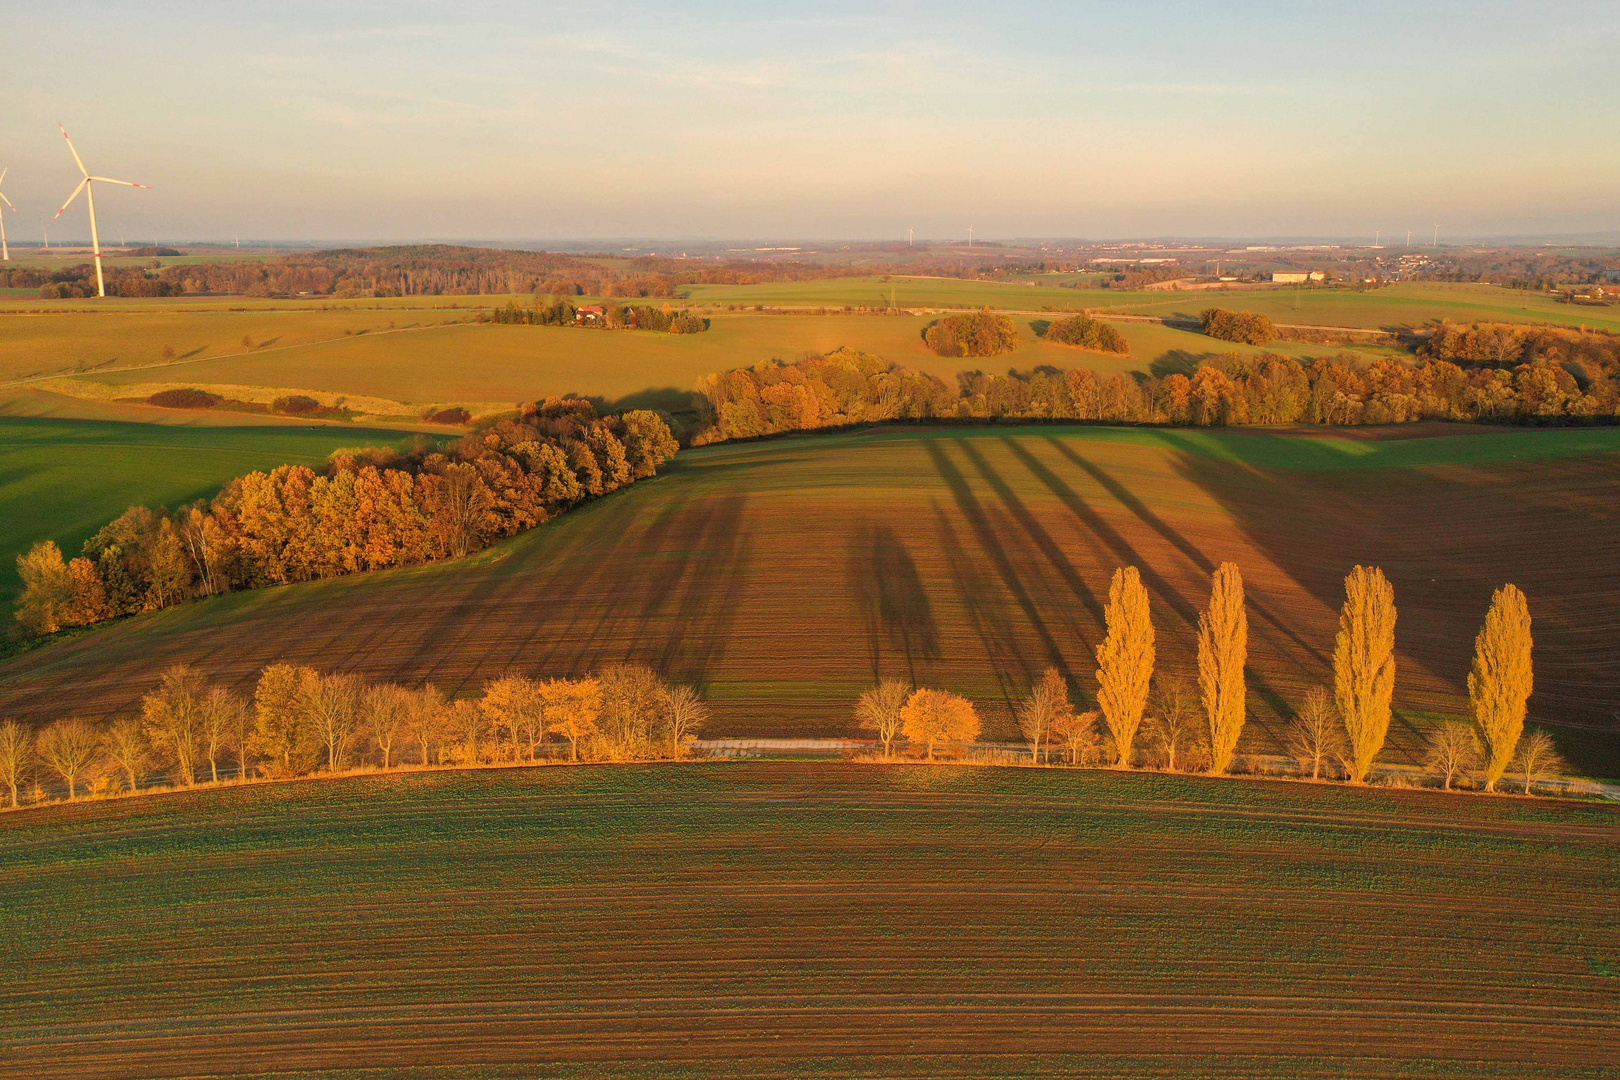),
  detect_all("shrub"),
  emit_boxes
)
[1045,314,1128,354]
[670,312,708,334]
[146,388,222,409]
[425,407,472,425]
[923,309,1018,357]
[272,394,324,416]
[1201,308,1276,346]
